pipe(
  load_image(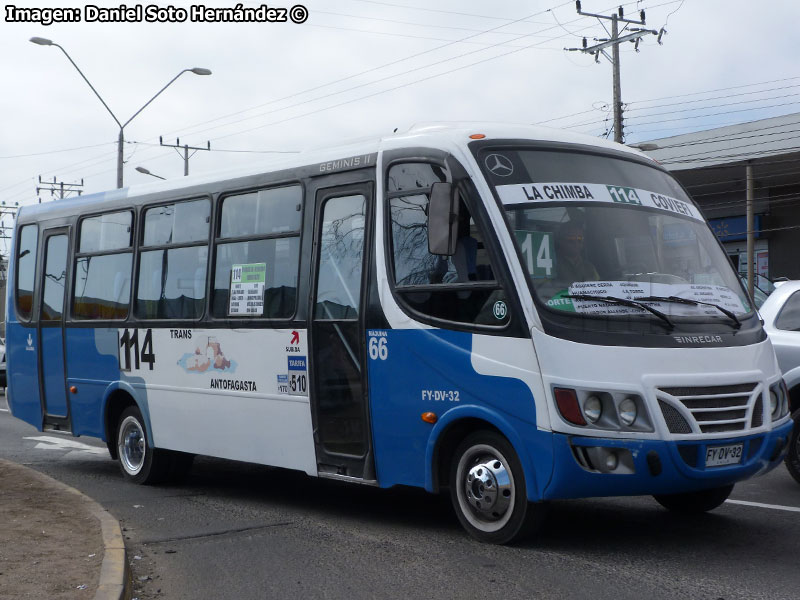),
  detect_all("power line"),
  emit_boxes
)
[130,141,299,154]
[10,0,663,193]
[627,98,800,124]
[36,175,84,201]
[174,11,600,143]
[540,76,800,132]
[637,120,800,151]
[0,0,716,197]
[0,141,115,160]
[308,22,570,48]
[6,2,579,198]
[627,76,800,107]
[175,6,588,141]
[314,8,554,35]
[344,0,552,21]
[625,83,800,113]
[208,17,605,143]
